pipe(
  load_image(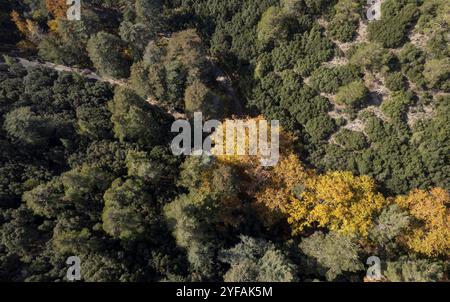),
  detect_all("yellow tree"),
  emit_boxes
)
[395,188,450,257]
[10,11,28,35]
[10,11,41,46]
[271,170,387,237]
[45,0,68,19]
[255,154,314,226]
